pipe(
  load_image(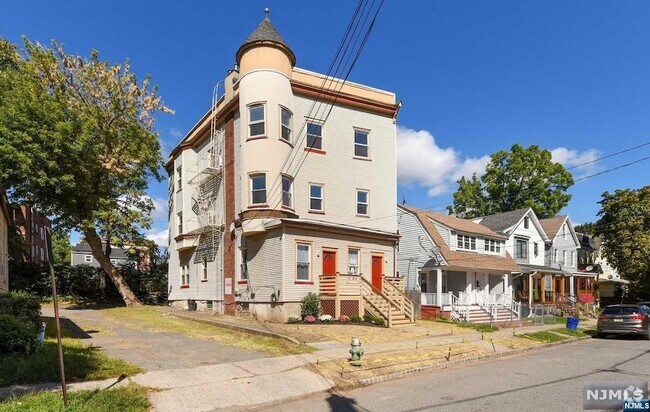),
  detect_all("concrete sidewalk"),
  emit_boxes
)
[0,320,591,411]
